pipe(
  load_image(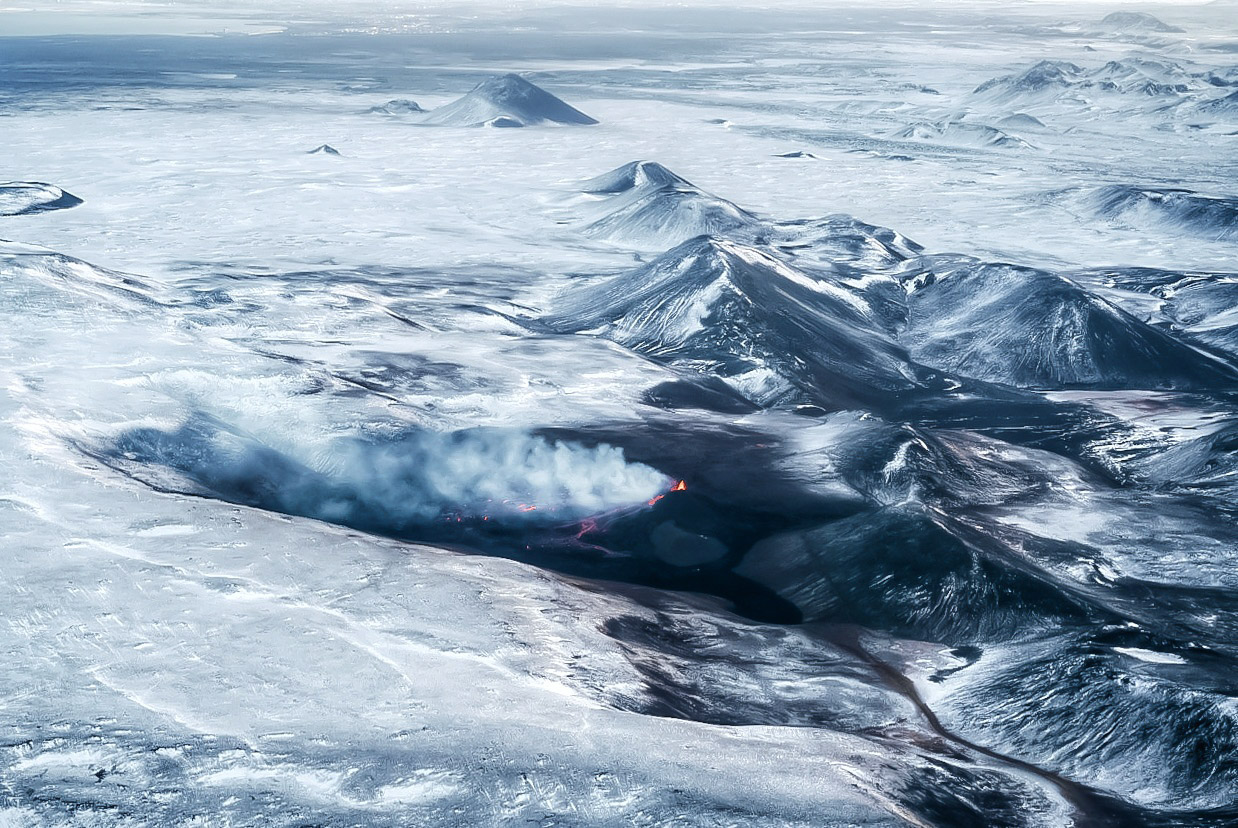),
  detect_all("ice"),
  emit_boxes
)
[1113,647,1188,665]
